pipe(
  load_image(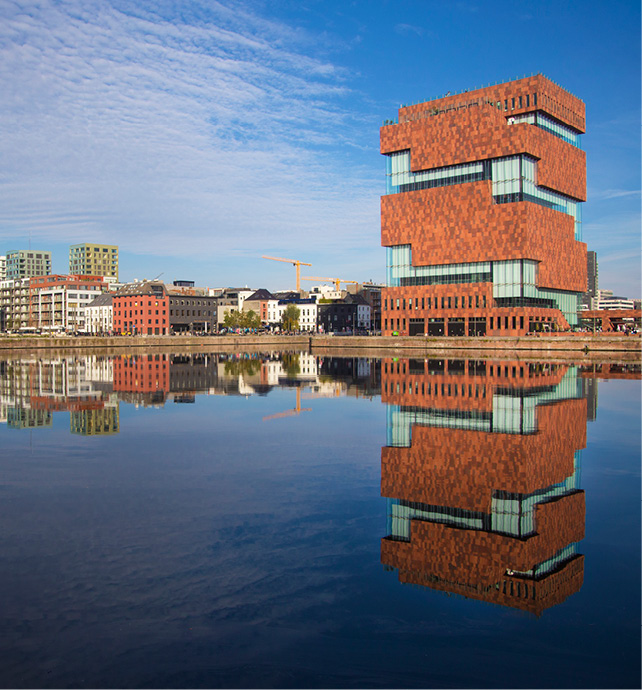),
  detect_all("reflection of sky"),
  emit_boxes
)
[0,372,640,688]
